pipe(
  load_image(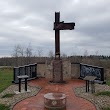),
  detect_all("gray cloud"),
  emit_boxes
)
[0,0,110,57]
